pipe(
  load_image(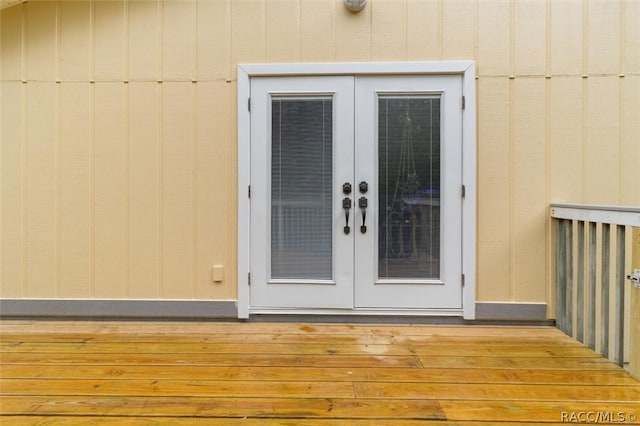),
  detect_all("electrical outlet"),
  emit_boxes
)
[211,265,224,283]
